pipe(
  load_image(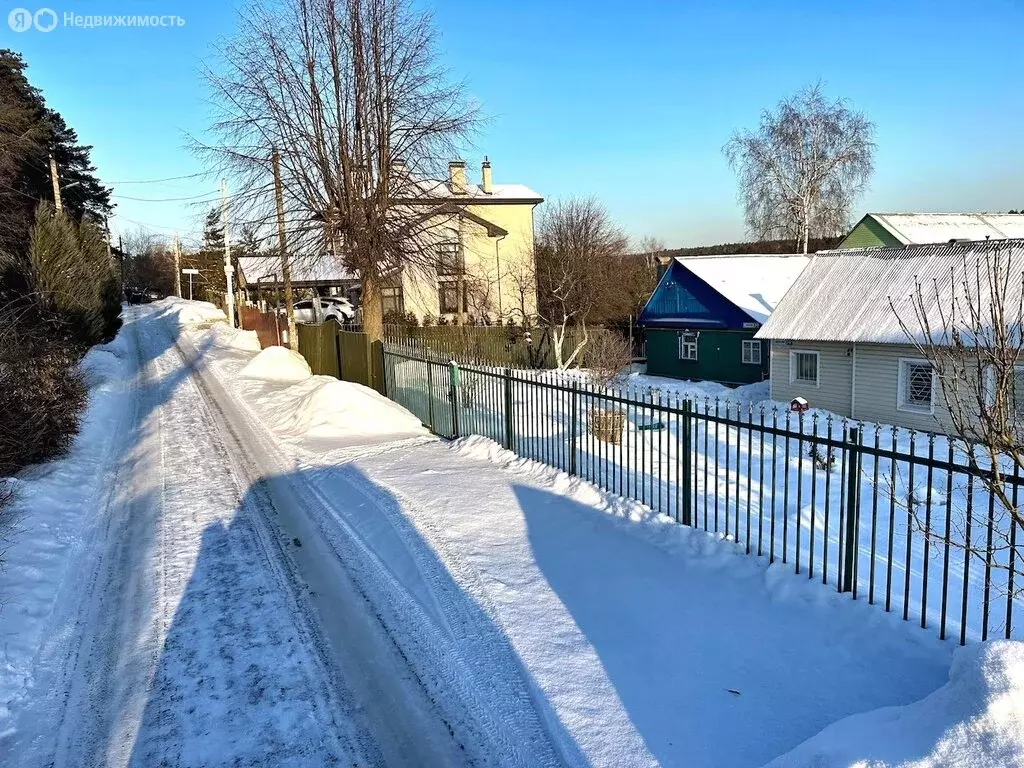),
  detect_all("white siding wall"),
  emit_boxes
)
[769,342,854,416]
[852,343,954,433]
